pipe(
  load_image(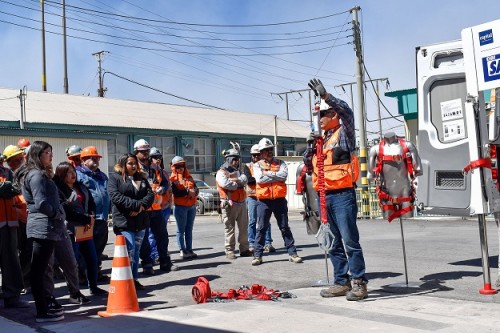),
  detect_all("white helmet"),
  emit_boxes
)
[134,139,150,151]
[224,148,240,159]
[319,100,332,112]
[171,156,185,166]
[250,144,260,154]
[258,138,274,151]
